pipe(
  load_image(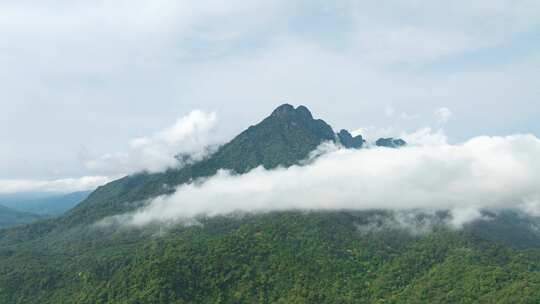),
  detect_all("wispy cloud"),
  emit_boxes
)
[435,107,453,125]
[354,108,450,145]
[83,110,219,175]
